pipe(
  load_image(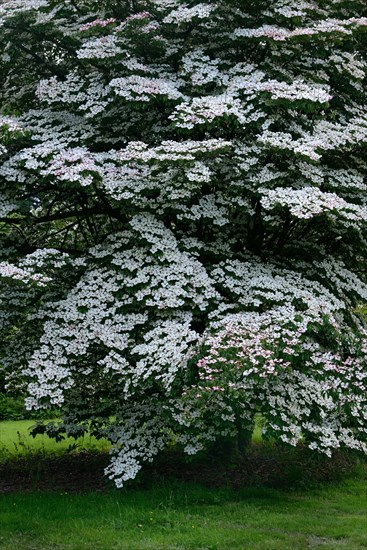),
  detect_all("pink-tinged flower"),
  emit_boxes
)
[80,18,116,32]
[125,12,150,22]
